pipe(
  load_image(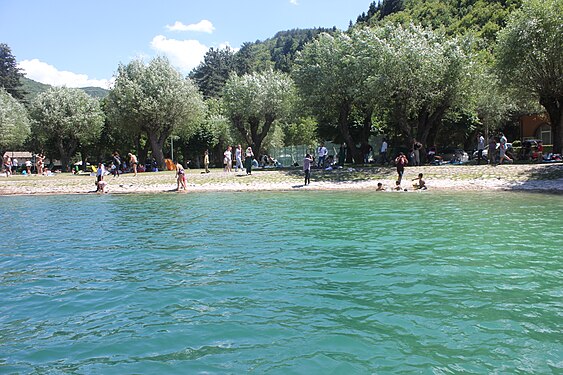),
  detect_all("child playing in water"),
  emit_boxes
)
[412,173,427,190]
[376,182,385,191]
